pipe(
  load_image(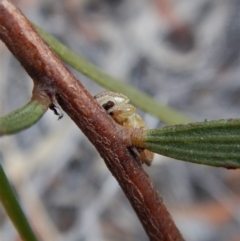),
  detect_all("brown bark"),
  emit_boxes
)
[0,0,184,240]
